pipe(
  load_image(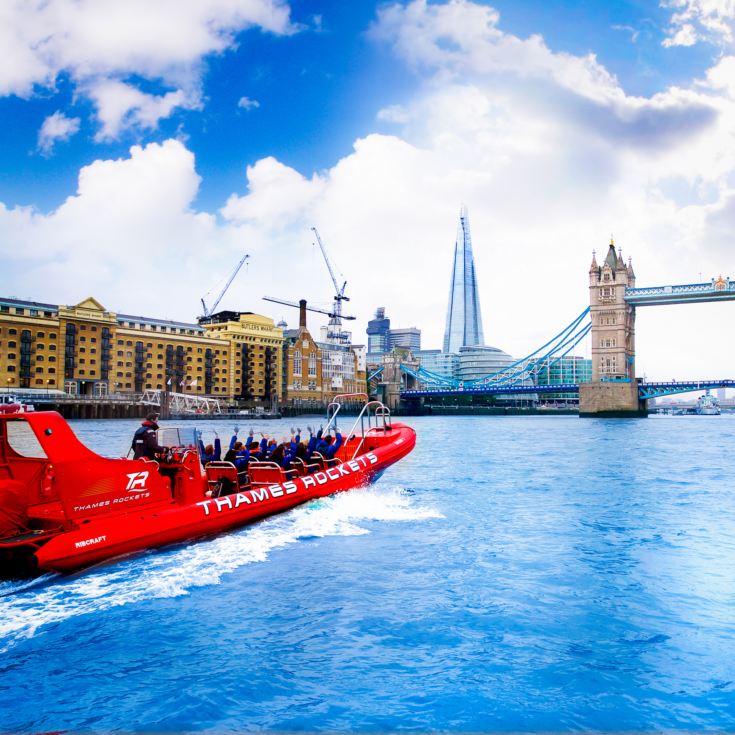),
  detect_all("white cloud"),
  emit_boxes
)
[38,111,81,154]
[2,0,735,381]
[661,0,735,47]
[238,96,261,110]
[377,104,411,123]
[0,0,294,140]
[85,80,196,140]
